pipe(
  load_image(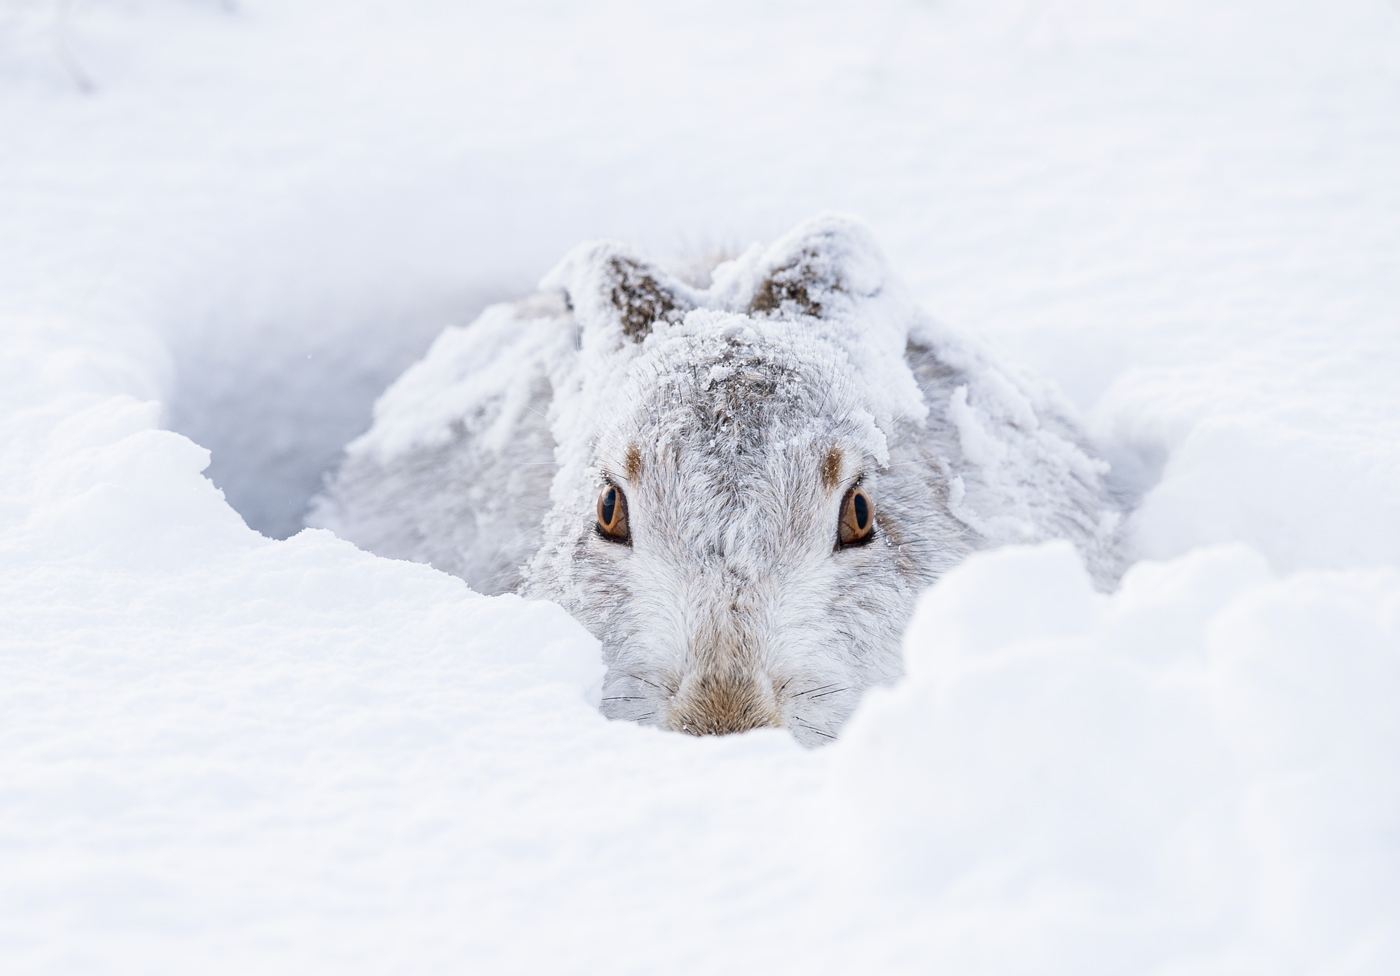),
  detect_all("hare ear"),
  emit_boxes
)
[543,243,695,345]
[603,254,693,341]
[745,214,888,319]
